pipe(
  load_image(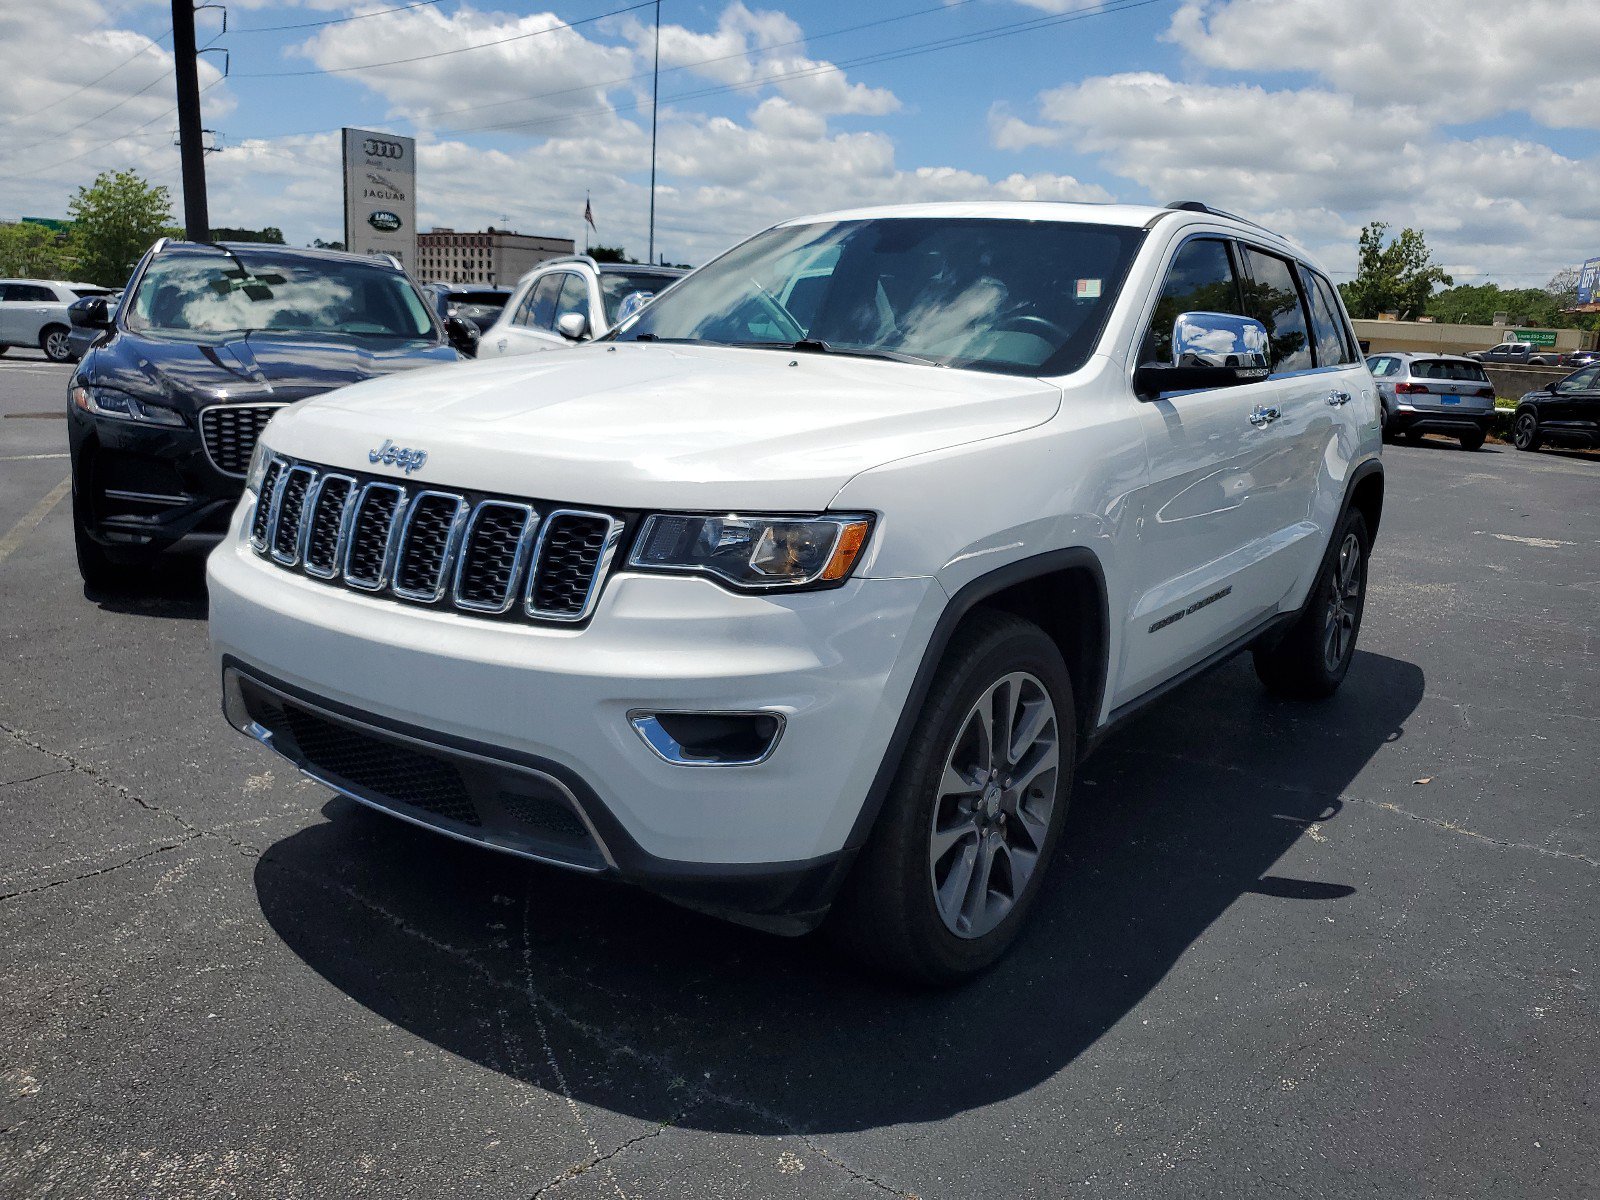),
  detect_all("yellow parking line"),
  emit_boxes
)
[0,476,71,565]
